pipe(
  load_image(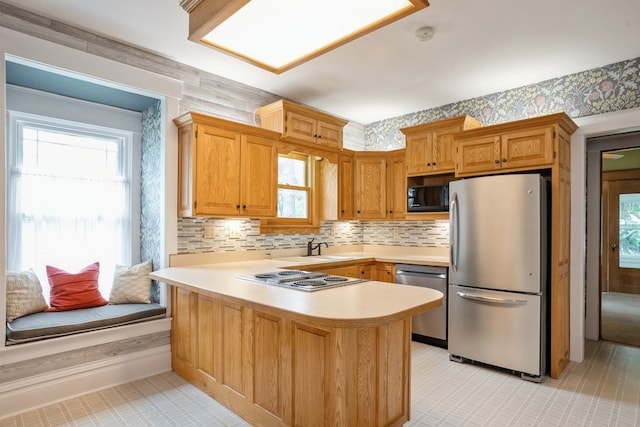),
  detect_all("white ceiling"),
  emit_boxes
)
[4,0,640,124]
